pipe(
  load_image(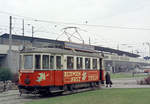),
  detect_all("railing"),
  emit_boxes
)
[104,53,150,64]
[0,44,19,54]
